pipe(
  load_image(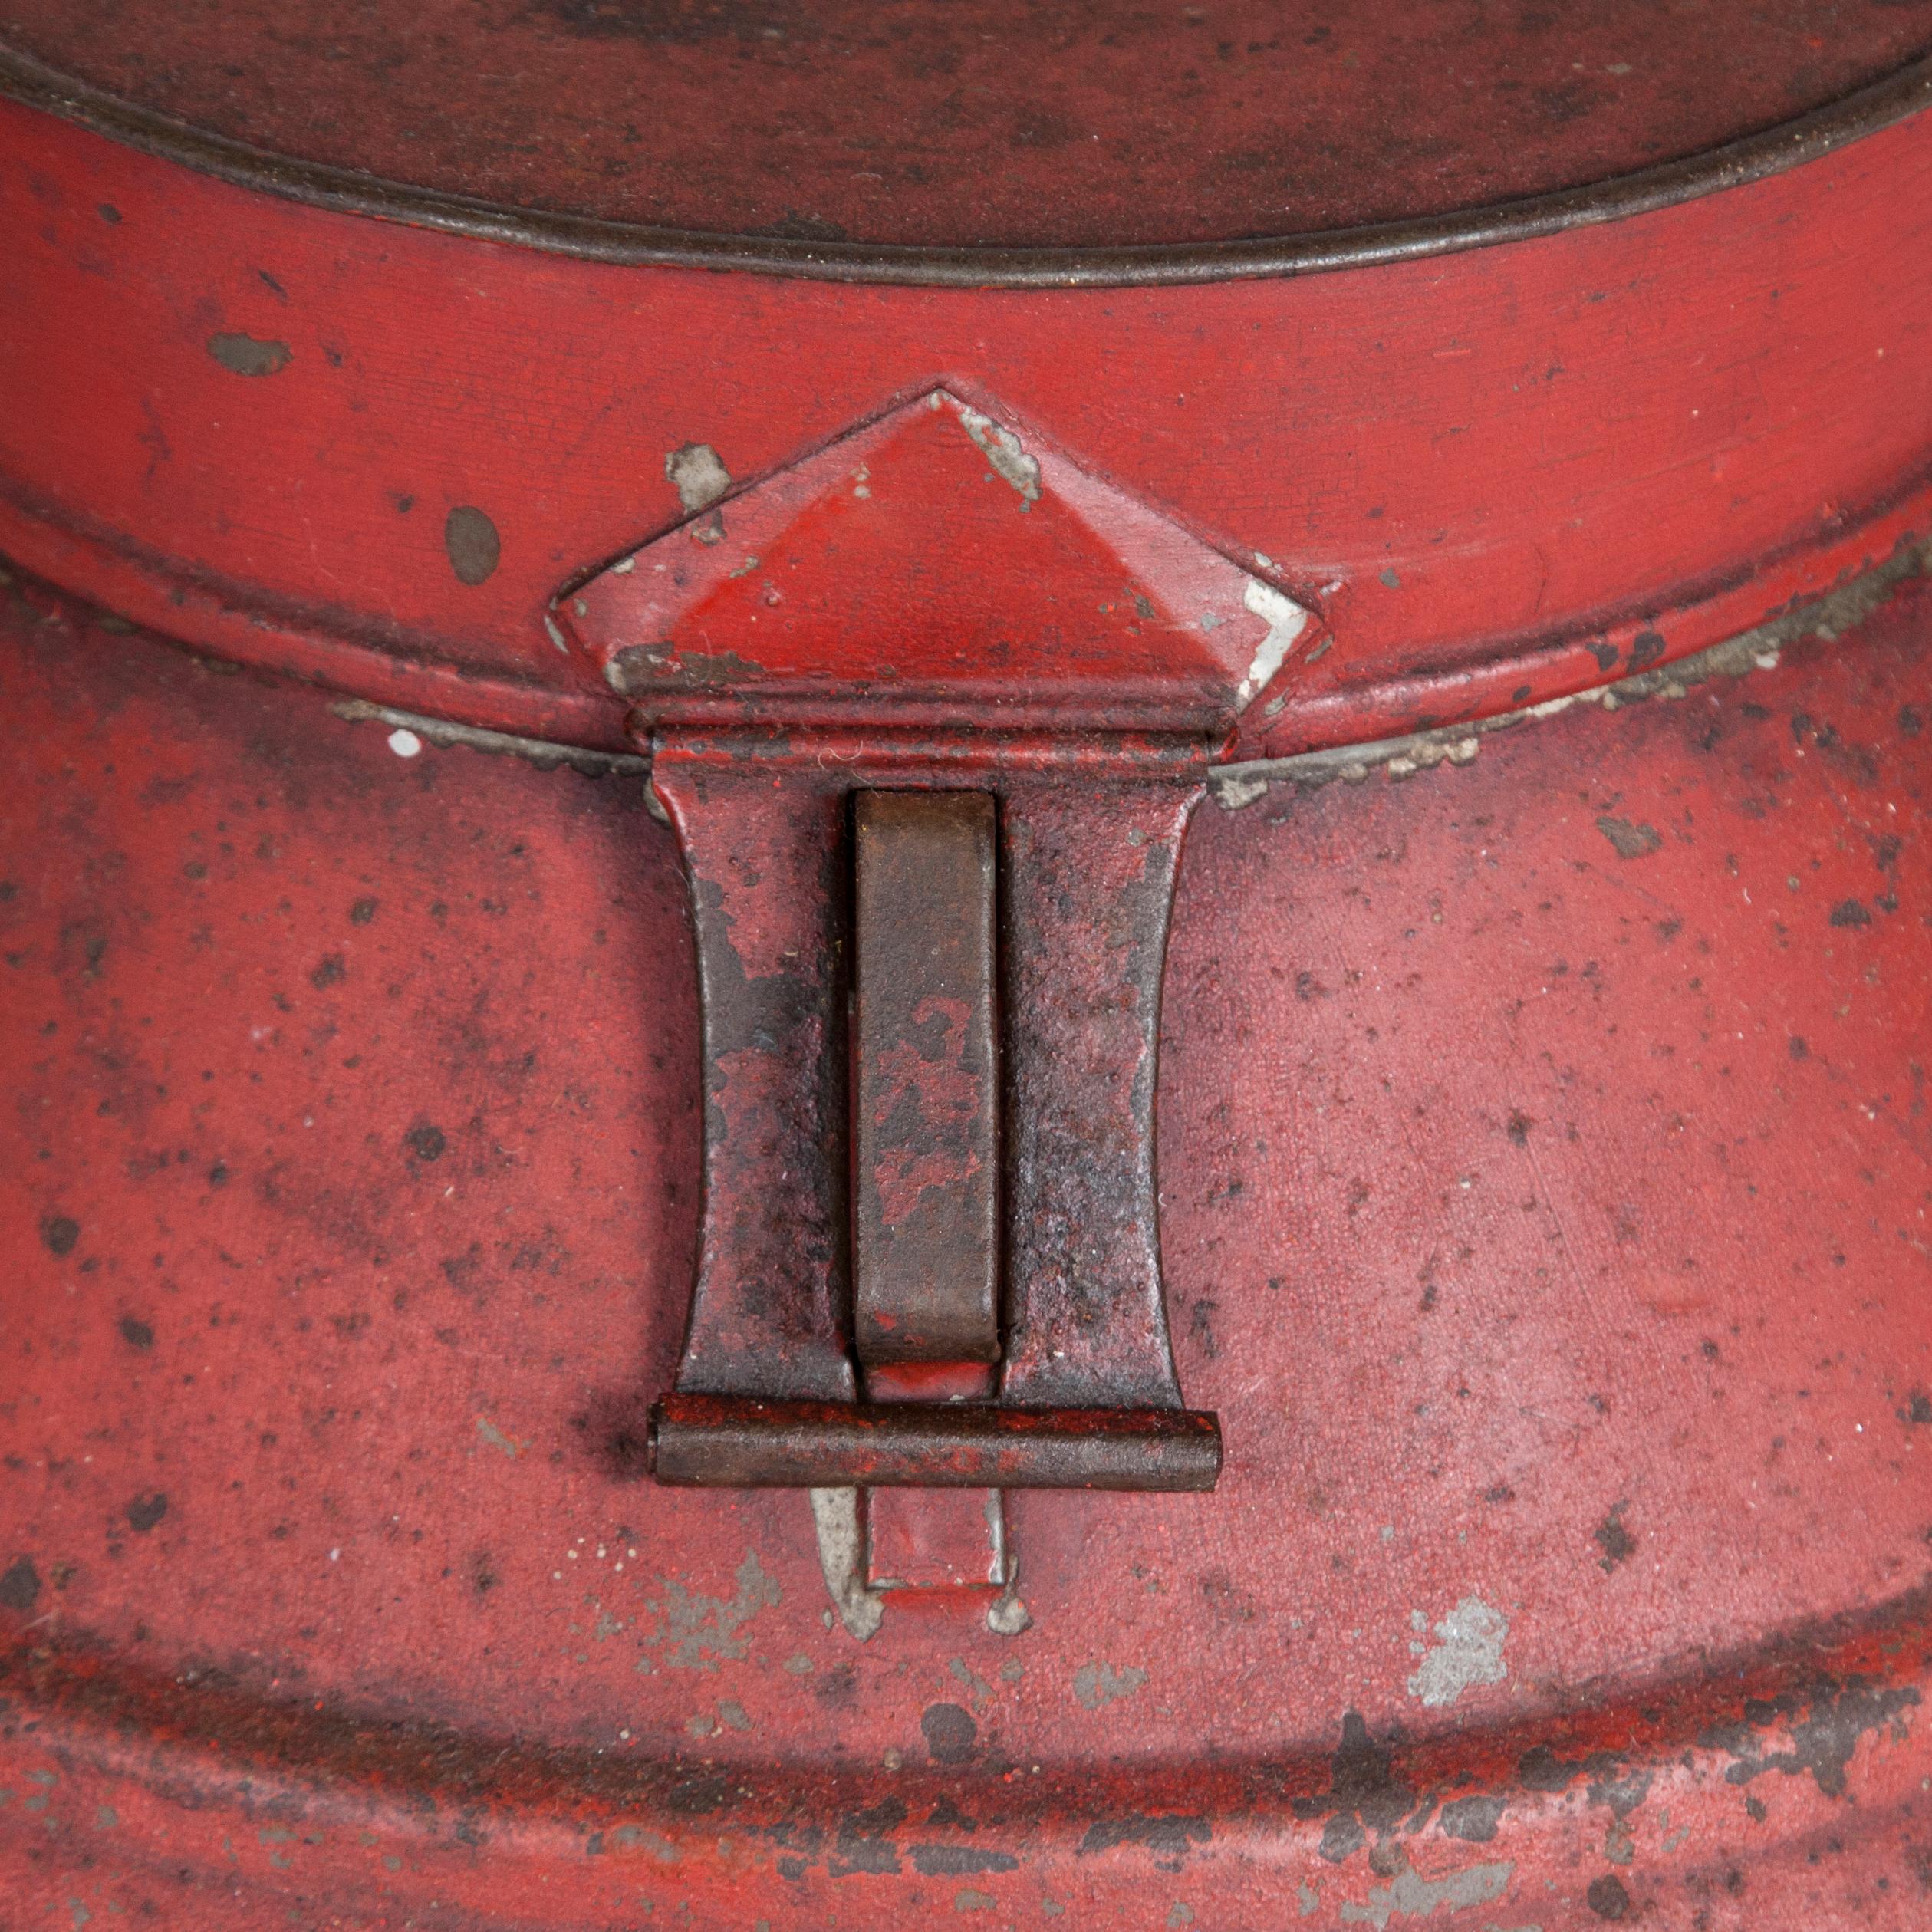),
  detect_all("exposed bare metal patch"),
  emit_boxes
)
[1211,537,1930,809]
[1407,1597,1509,1708]
[811,1488,884,1641]
[1072,1660,1147,1709]
[1238,578,1312,707]
[1336,1856,1514,1928]
[666,442,732,514]
[206,332,291,377]
[954,402,1041,503]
